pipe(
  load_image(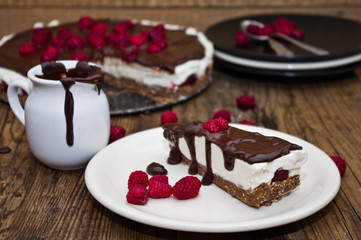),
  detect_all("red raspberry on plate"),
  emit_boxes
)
[78,16,96,31]
[212,110,231,122]
[121,45,139,62]
[152,37,167,49]
[148,180,172,198]
[57,27,73,40]
[126,185,149,205]
[150,24,166,39]
[71,52,87,61]
[108,32,128,49]
[235,30,250,46]
[66,35,85,50]
[129,35,147,47]
[109,125,126,143]
[236,94,255,109]
[128,170,149,190]
[19,43,35,55]
[149,175,169,184]
[161,111,178,125]
[246,24,261,35]
[172,176,201,200]
[51,37,66,49]
[32,27,52,47]
[330,156,346,176]
[41,47,58,62]
[258,25,273,36]
[91,23,108,36]
[147,44,162,54]
[87,33,107,49]
[272,169,289,182]
[239,120,256,126]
